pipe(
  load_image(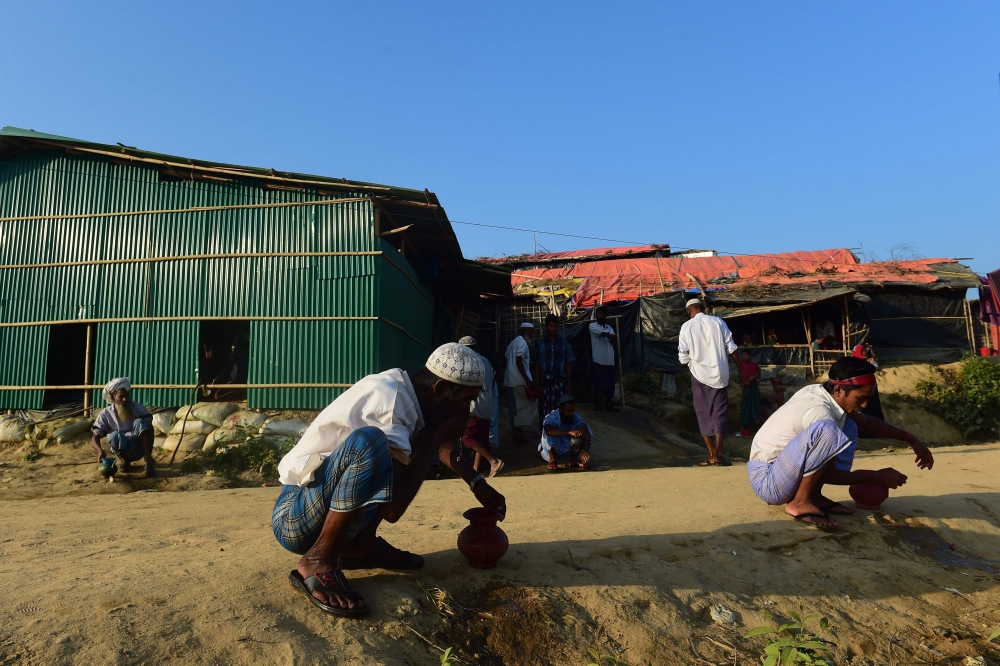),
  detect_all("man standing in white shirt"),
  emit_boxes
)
[677,299,745,466]
[504,322,537,443]
[588,306,618,411]
[747,357,933,529]
[272,343,507,618]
